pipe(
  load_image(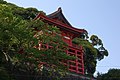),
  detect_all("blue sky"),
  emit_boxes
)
[5,0,120,75]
